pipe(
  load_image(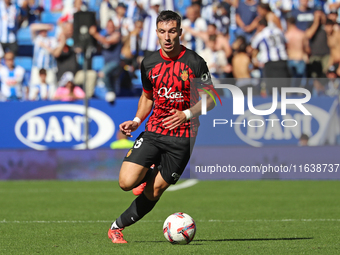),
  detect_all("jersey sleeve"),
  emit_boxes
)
[141,60,152,93]
[195,58,213,89]
[251,33,261,50]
